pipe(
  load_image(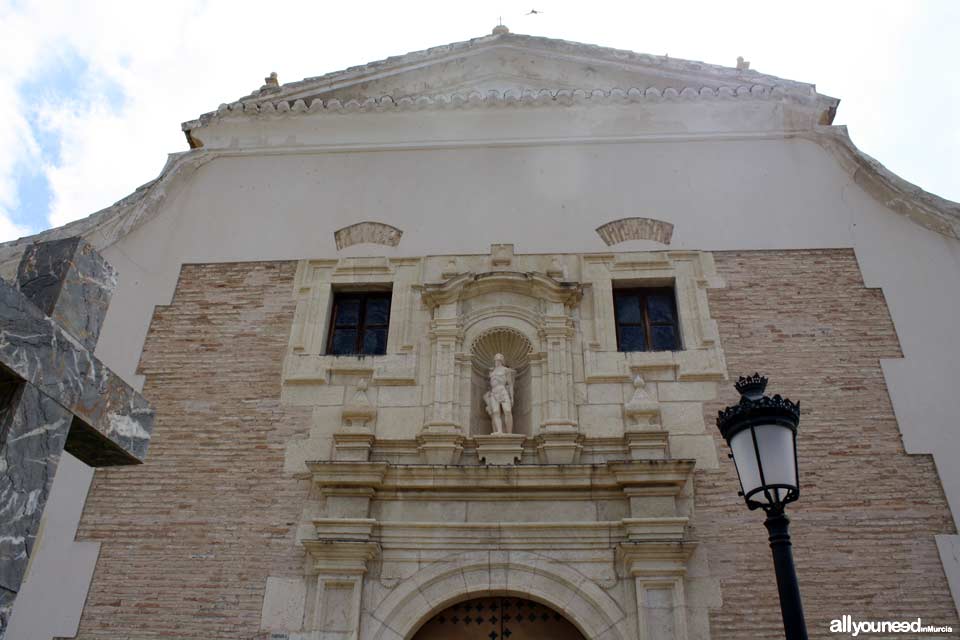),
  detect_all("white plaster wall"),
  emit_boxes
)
[11,108,960,635]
